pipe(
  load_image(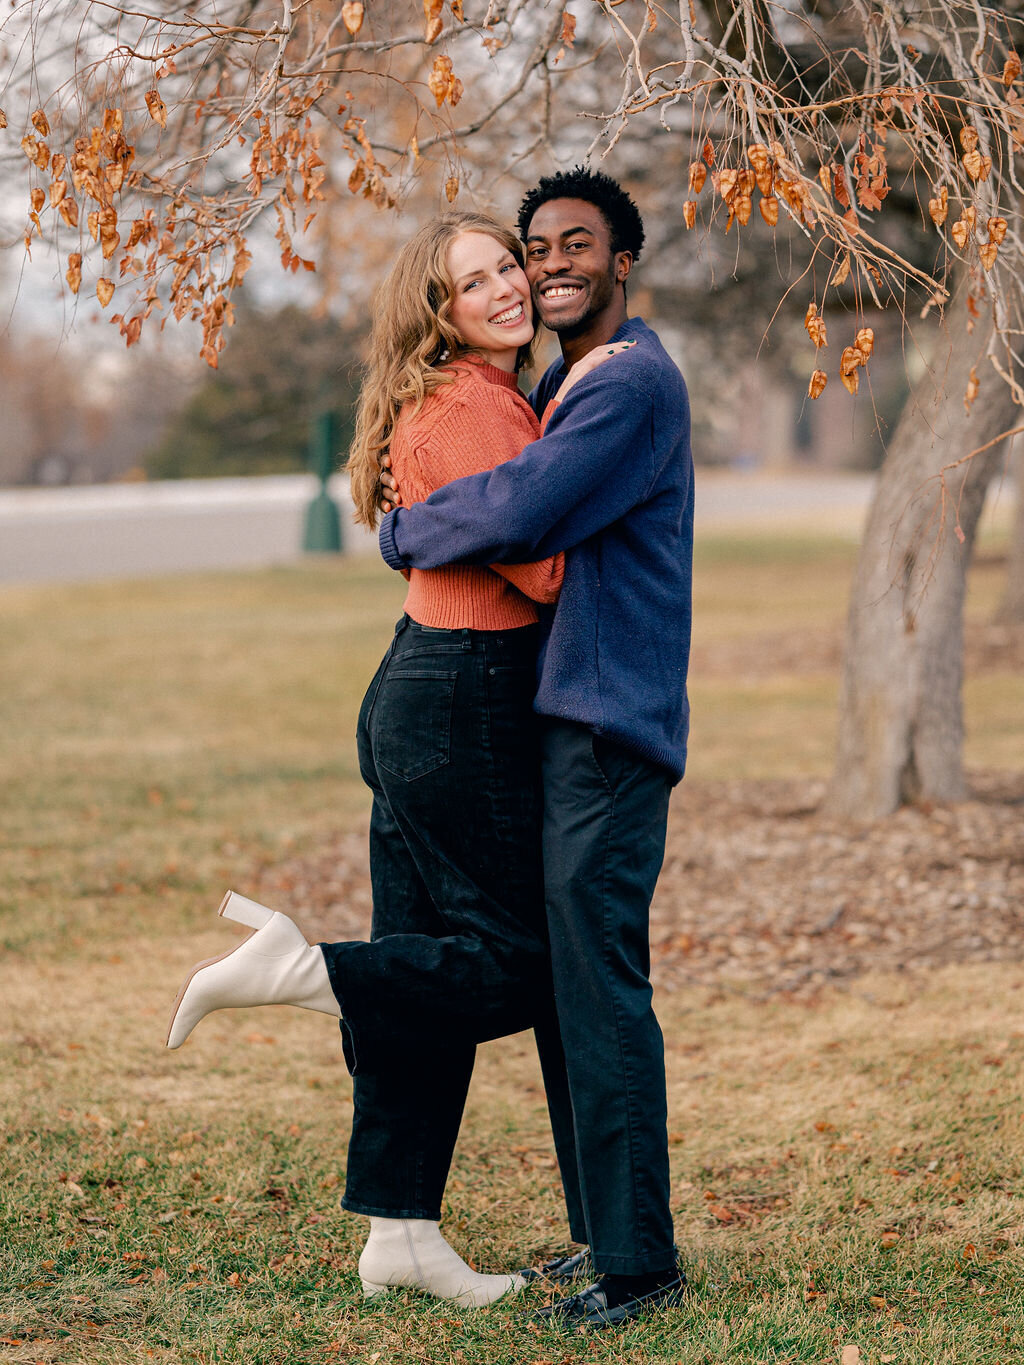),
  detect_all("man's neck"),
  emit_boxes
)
[557,303,630,368]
